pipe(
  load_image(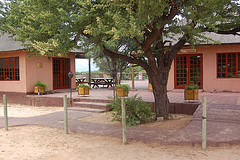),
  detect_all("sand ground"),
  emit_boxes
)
[0,104,240,160]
